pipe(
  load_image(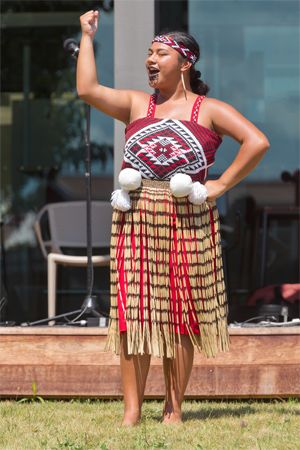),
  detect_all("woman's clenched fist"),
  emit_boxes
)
[80,10,99,38]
